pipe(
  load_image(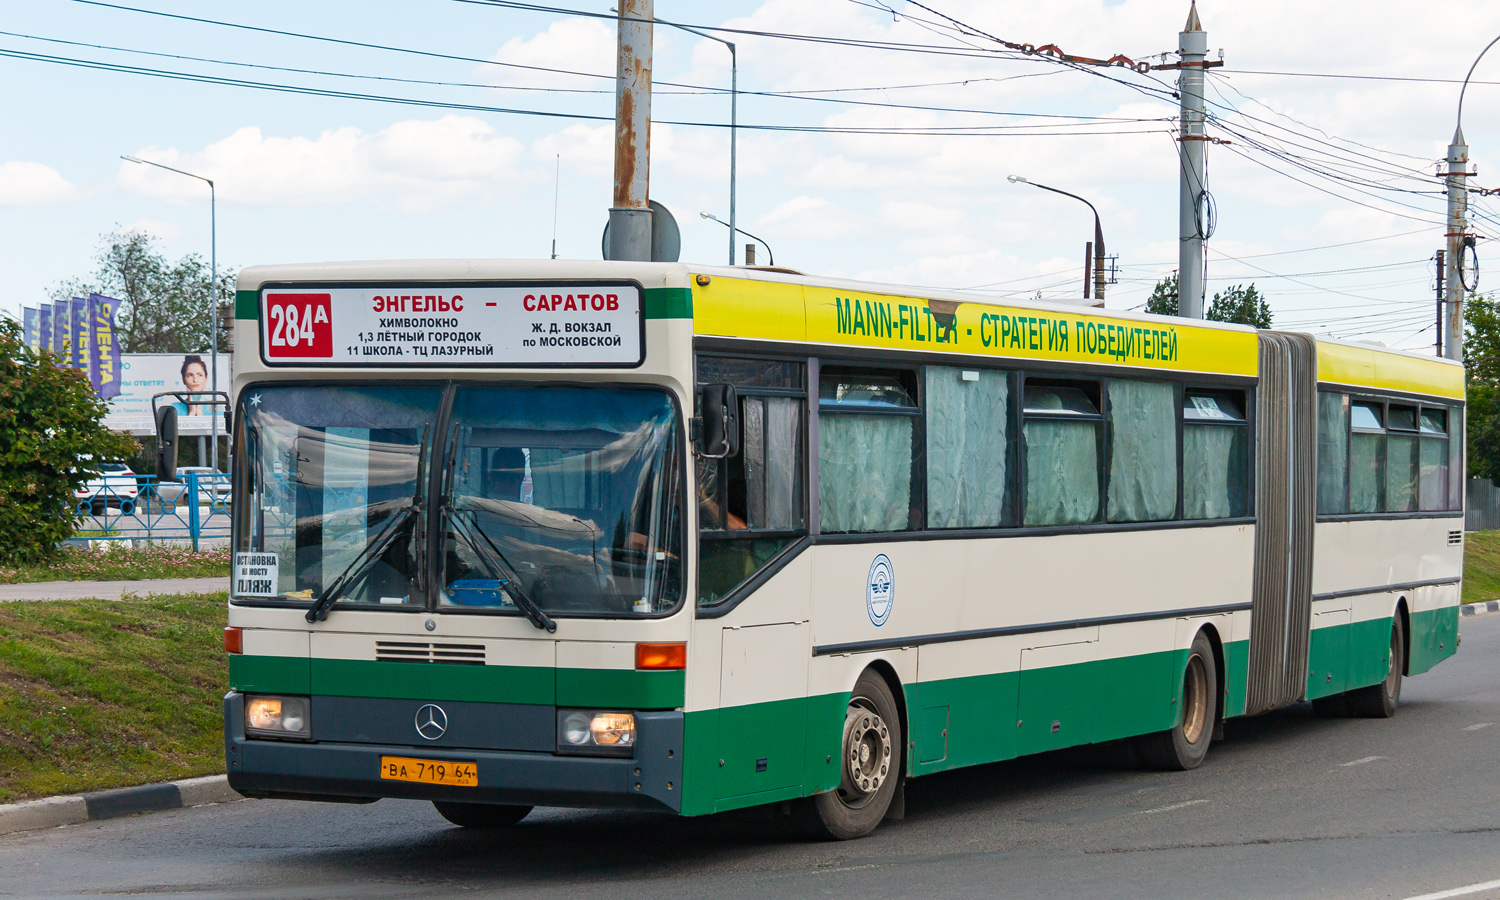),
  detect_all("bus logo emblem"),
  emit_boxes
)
[415,704,448,741]
[867,554,894,627]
